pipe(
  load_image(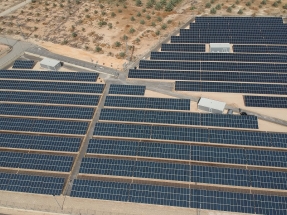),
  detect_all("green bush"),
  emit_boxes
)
[129,27,135,33]
[211,0,215,3]
[115,41,121,47]
[111,12,116,17]
[160,0,167,5]
[100,4,104,9]
[72,32,77,37]
[131,16,135,21]
[210,7,216,13]
[94,10,98,14]
[165,2,174,11]
[238,9,243,14]
[95,46,102,52]
[140,19,145,24]
[246,1,251,6]
[118,9,122,13]
[227,6,232,12]
[236,0,240,4]
[146,0,153,8]
[273,1,278,6]
[136,0,142,6]
[98,20,107,27]
[155,2,162,10]
[283,3,287,9]
[156,30,160,35]
[157,16,162,22]
[161,23,167,29]
[215,4,221,9]
[261,0,267,4]
[119,52,126,58]
[137,12,141,17]
[146,14,151,20]
[232,4,236,8]
[206,2,211,8]
[151,21,156,26]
